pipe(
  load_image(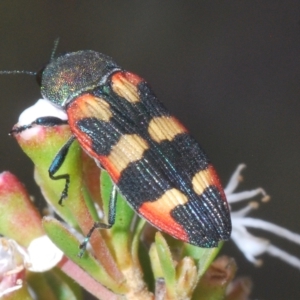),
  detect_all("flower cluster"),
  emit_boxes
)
[226,164,300,270]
